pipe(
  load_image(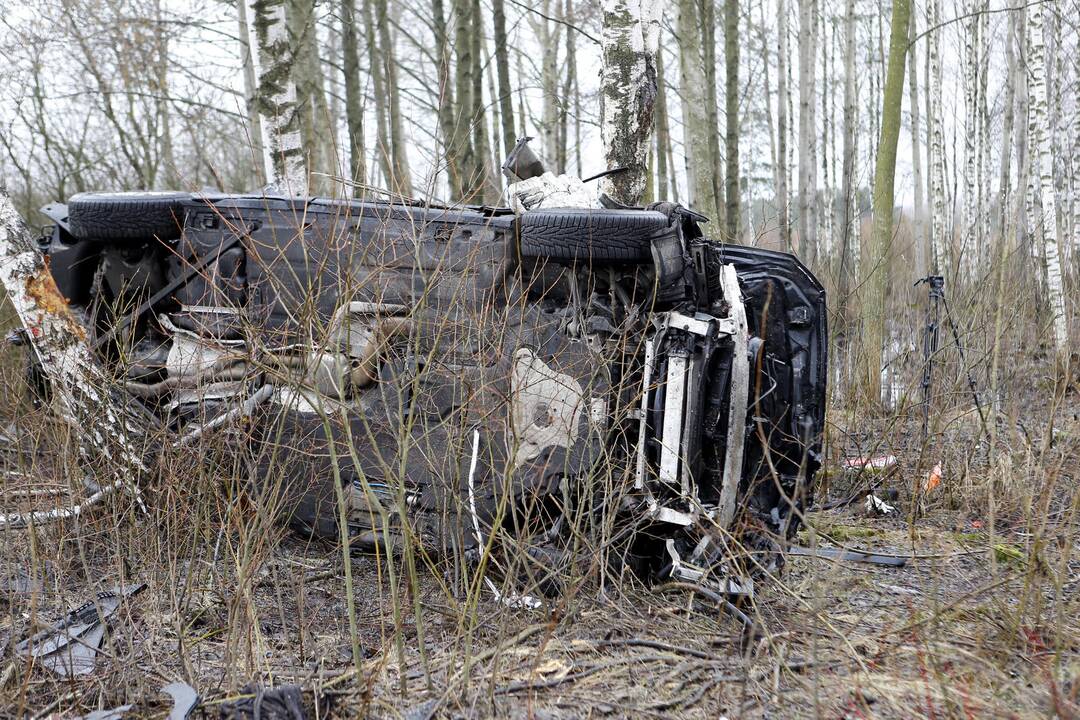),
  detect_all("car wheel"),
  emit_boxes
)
[517,208,670,263]
[67,191,189,241]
